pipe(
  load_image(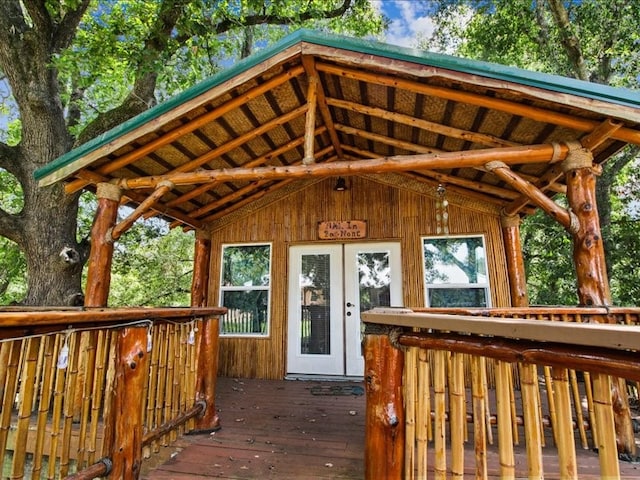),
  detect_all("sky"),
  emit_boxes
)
[374,1,436,48]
